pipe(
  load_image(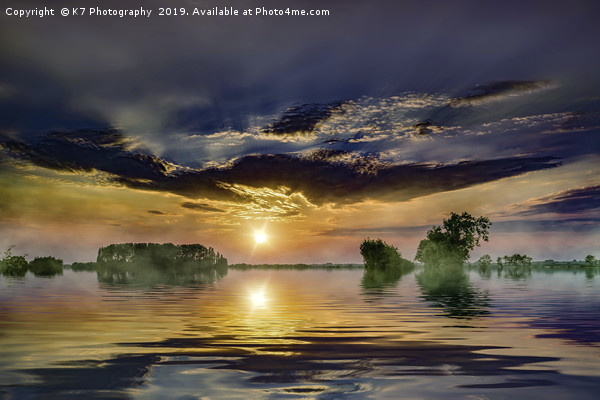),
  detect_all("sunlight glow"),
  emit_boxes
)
[254,231,267,244]
[250,290,267,307]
